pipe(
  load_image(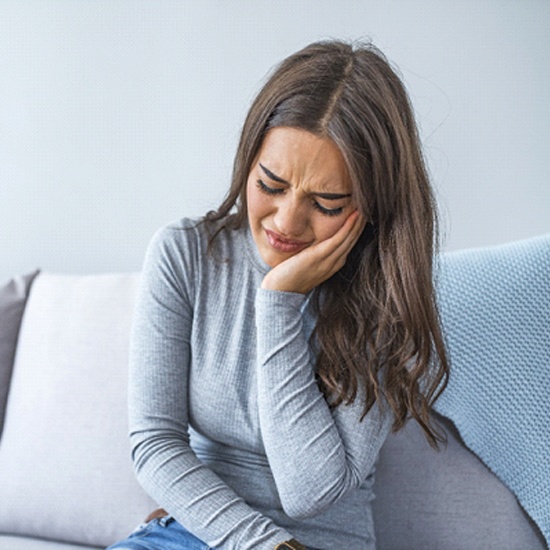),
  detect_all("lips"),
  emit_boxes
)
[264,228,311,254]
